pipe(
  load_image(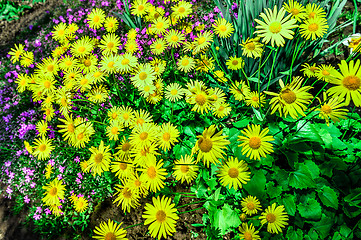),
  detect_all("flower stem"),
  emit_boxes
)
[176,200,206,209]
[178,206,205,215]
